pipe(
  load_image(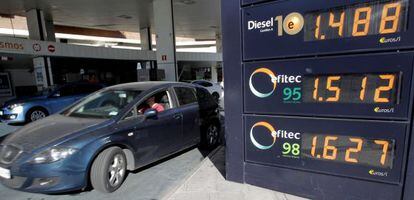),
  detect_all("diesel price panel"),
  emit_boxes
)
[243,0,414,60]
